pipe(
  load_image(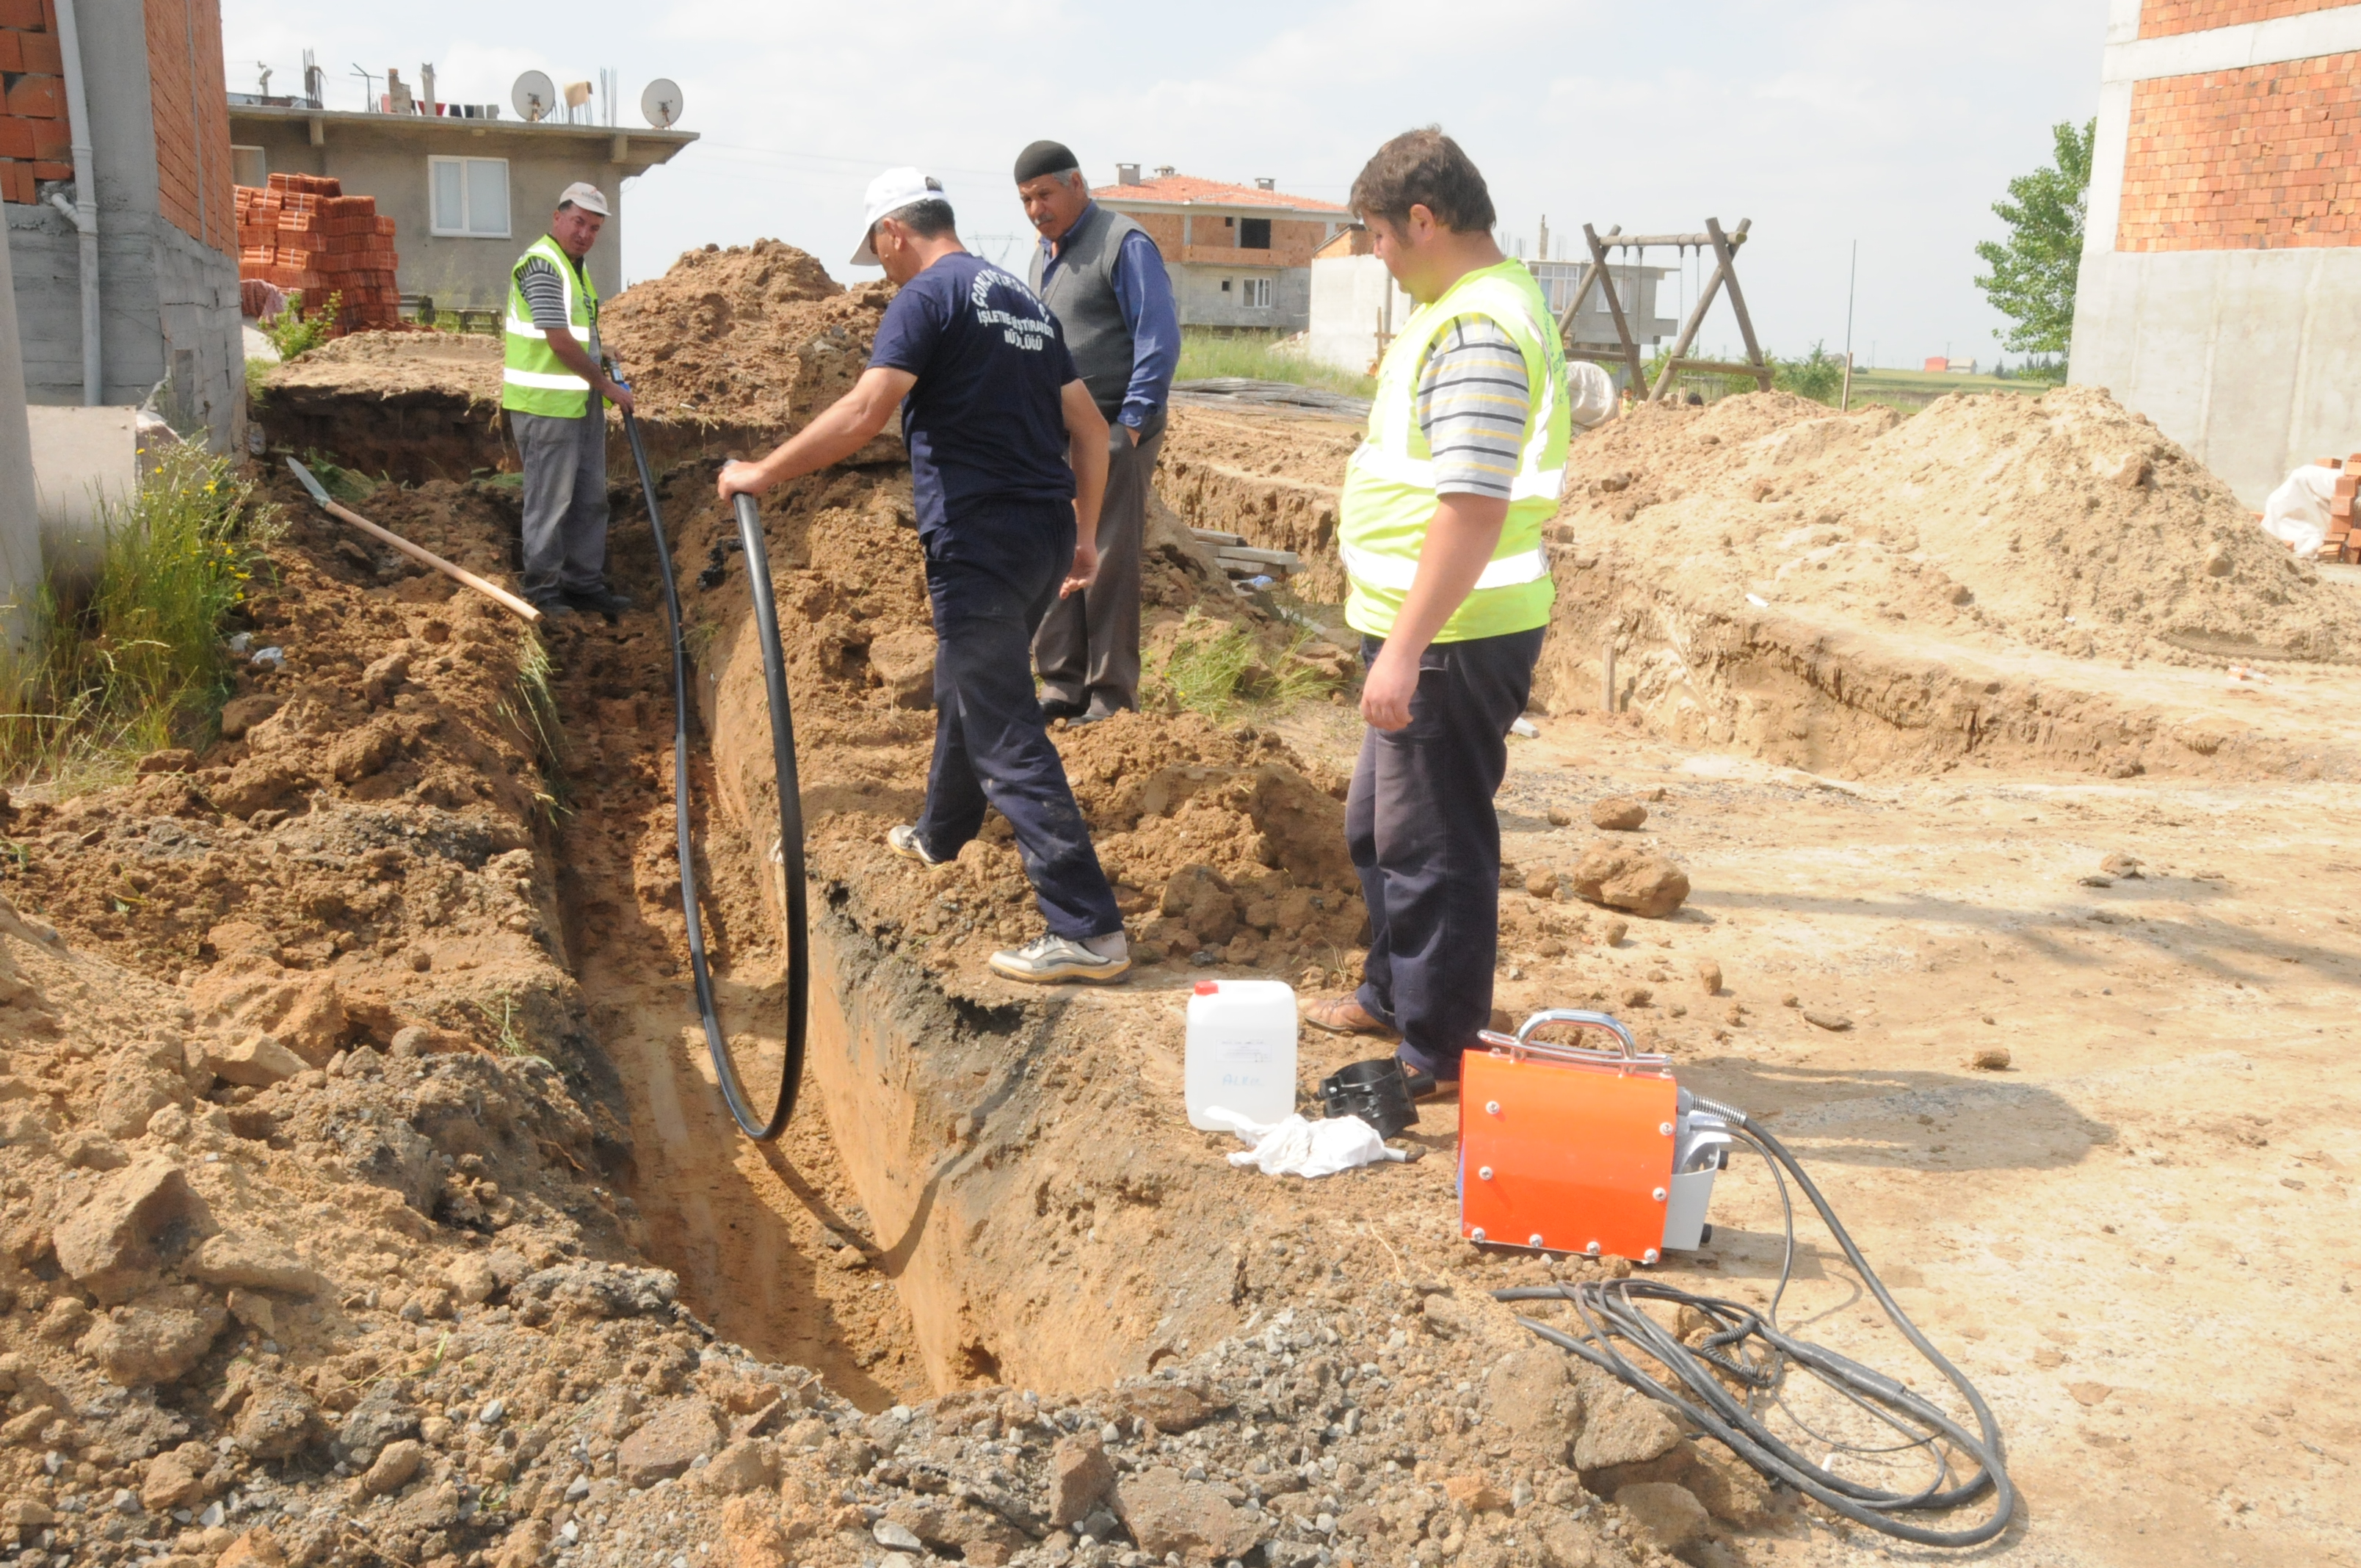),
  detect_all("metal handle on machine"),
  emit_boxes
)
[1498,1009,1669,1073]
